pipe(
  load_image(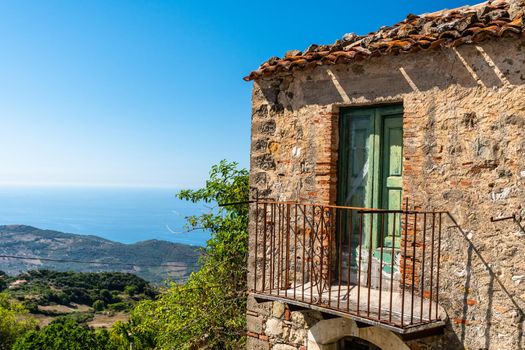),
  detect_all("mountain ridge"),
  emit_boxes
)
[0,225,201,284]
